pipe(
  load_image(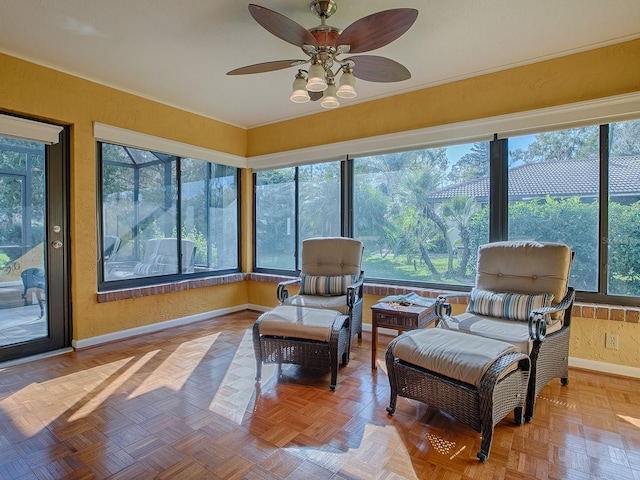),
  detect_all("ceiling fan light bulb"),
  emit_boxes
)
[290,76,310,103]
[307,63,328,92]
[337,71,357,98]
[291,89,310,103]
[321,83,340,109]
